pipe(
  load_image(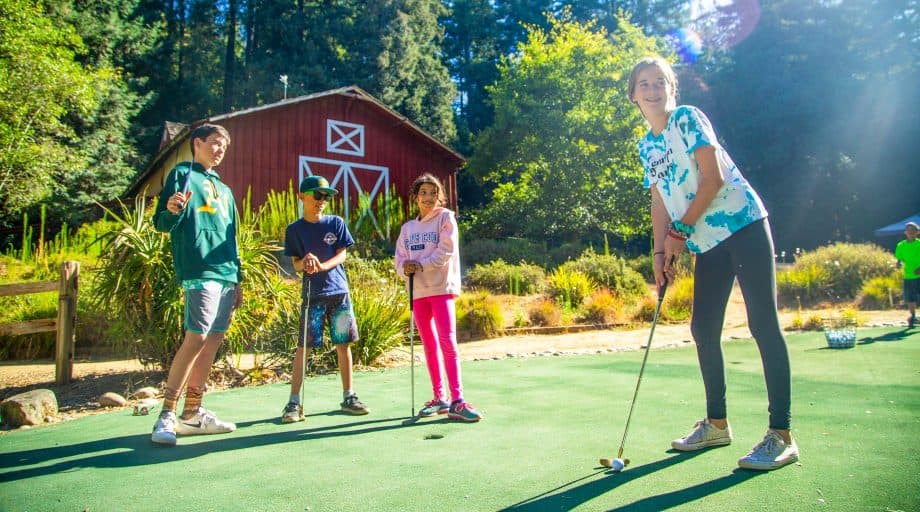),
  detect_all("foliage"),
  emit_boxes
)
[626,254,654,283]
[856,273,901,310]
[89,196,180,367]
[461,236,547,268]
[528,297,562,327]
[464,13,660,242]
[558,249,647,304]
[546,267,596,310]
[661,275,693,322]
[580,289,627,325]
[345,257,407,366]
[0,0,112,228]
[788,311,825,331]
[777,243,895,306]
[466,260,545,295]
[91,195,282,369]
[456,291,503,338]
